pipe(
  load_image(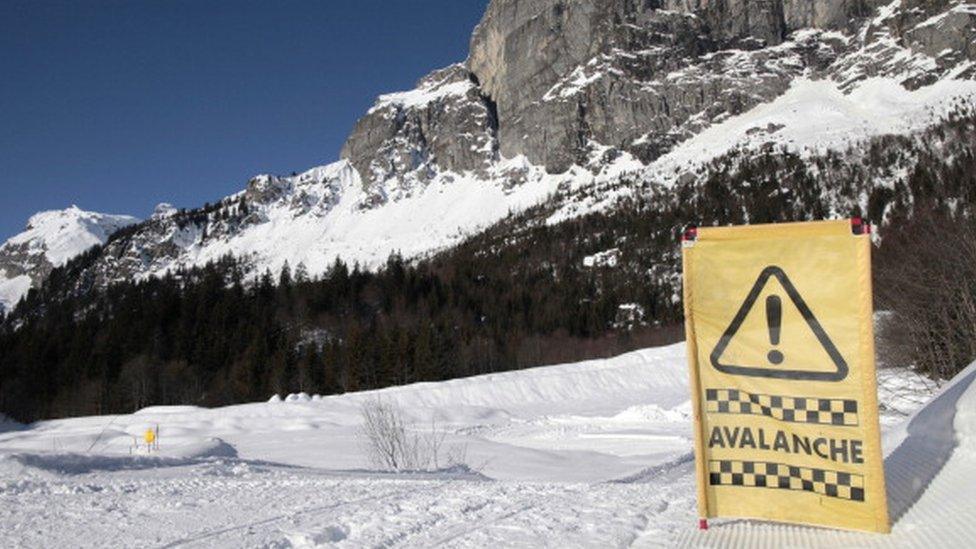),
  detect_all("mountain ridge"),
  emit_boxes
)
[0,206,138,313]
[2,0,975,312]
